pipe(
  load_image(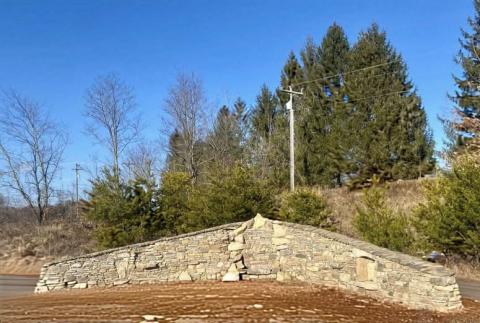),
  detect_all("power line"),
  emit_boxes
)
[292,60,400,87]
[342,90,411,104]
[303,89,411,107]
